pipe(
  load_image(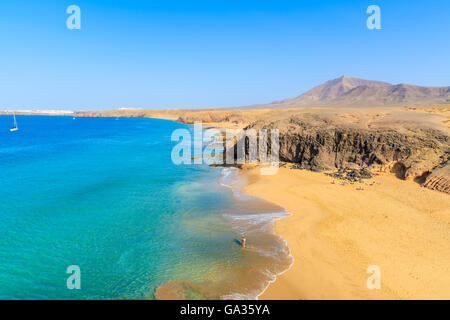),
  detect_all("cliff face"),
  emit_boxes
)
[273,121,446,178]
[423,164,450,193]
[240,113,449,193]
